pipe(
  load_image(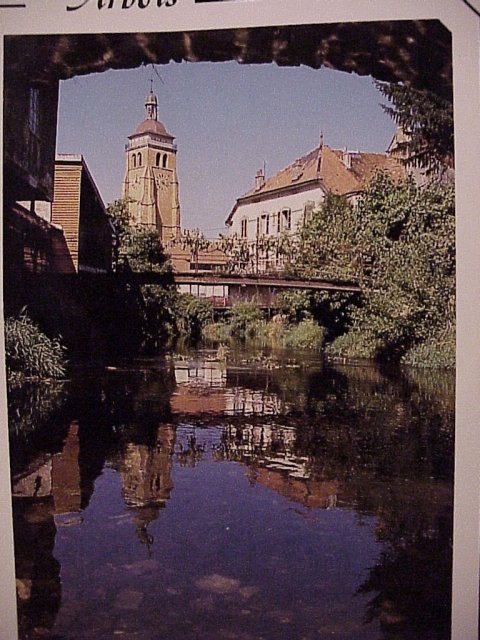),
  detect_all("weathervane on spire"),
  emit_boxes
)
[145,83,158,121]
[316,128,324,177]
